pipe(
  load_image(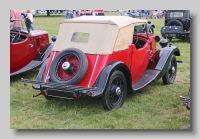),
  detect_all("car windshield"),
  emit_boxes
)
[134,24,147,34]
[134,25,144,33]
